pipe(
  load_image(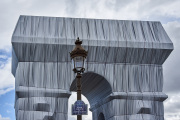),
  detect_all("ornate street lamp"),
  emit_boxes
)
[70,37,88,120]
